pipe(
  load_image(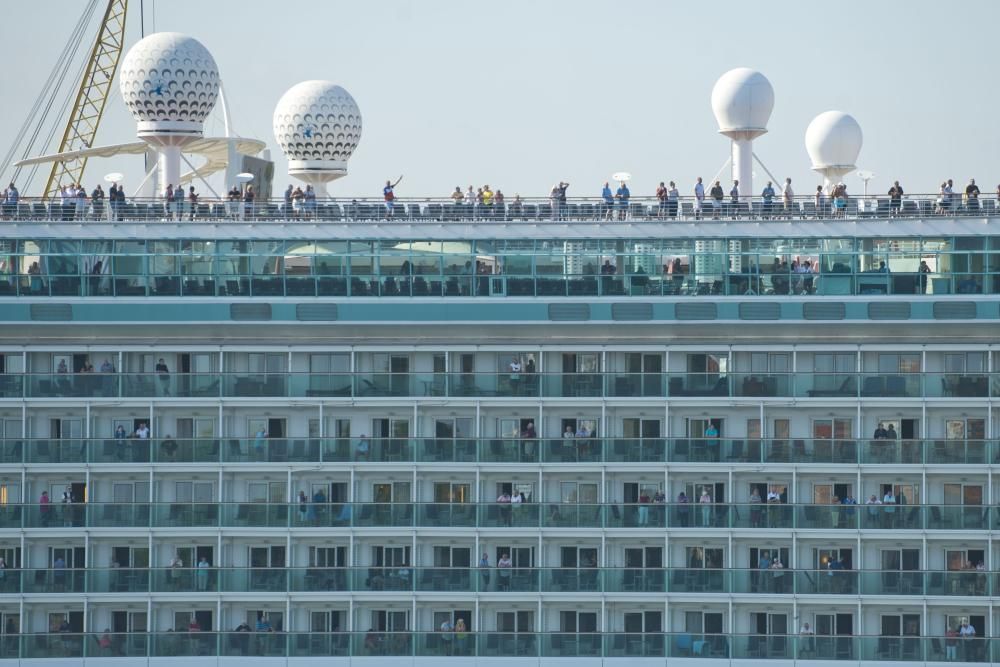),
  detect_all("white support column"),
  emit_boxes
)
[731,138,753,201]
